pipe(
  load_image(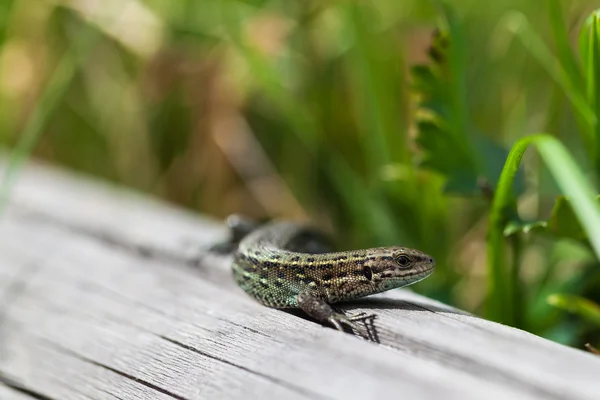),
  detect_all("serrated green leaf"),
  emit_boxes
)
[417,120,521,194]
[413,26,478,194]
[416,120,472,178]
[413,23,520,195]
[411,65,437,87]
